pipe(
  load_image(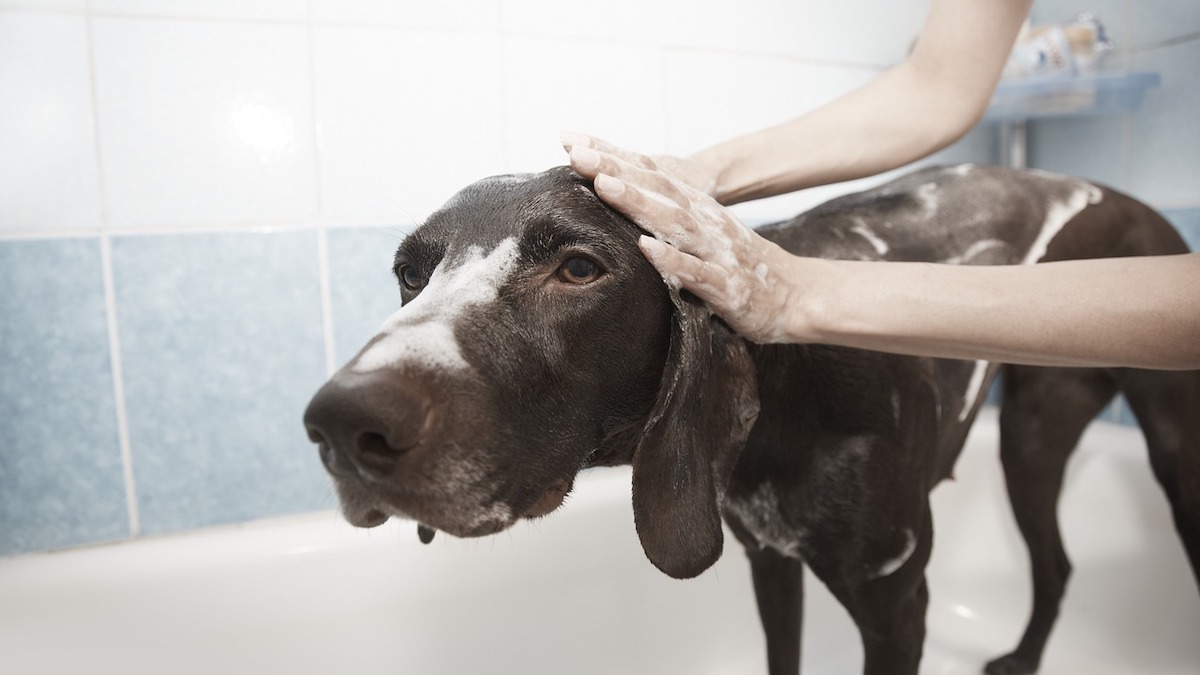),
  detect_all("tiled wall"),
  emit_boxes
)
[1024,0,1200,424]
[0,0,1194,556]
